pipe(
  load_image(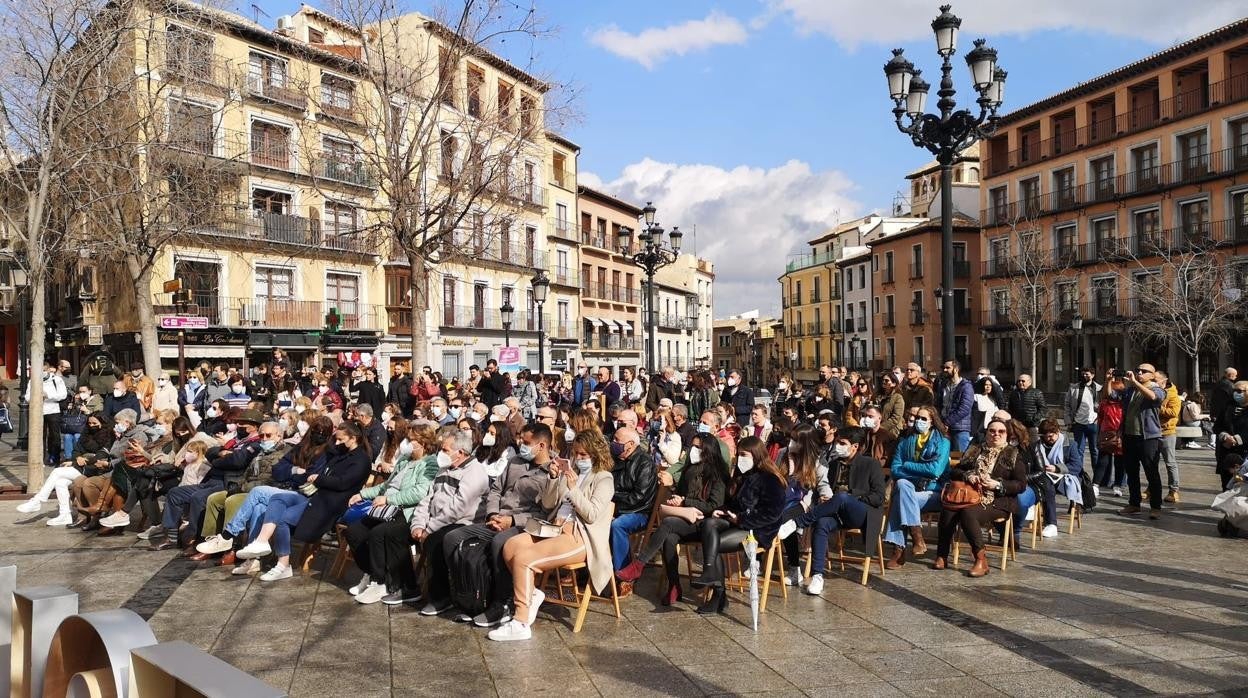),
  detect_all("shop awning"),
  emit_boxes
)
[612,320,627,332]
[584,316,604,327]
